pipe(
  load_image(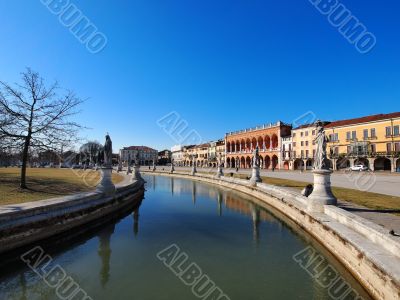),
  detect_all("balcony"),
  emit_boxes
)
[363,136,377,141]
